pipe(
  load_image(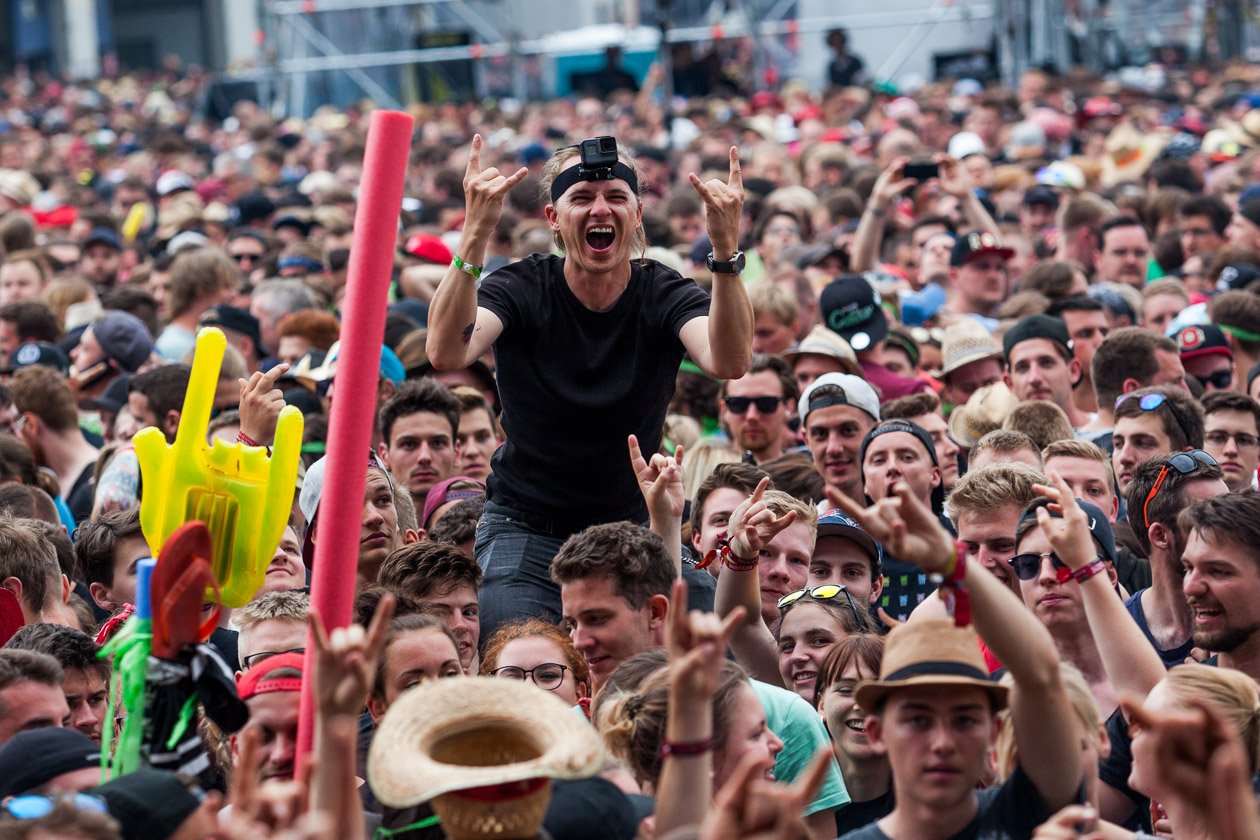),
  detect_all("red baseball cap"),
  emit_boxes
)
[236,651,305,700]
[401,232,453,265]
